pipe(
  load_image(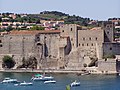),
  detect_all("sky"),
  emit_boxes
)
[0,0,120,20]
